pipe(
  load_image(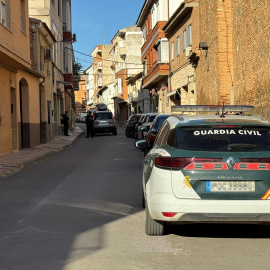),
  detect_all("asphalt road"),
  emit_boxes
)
[0,126,270,270]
